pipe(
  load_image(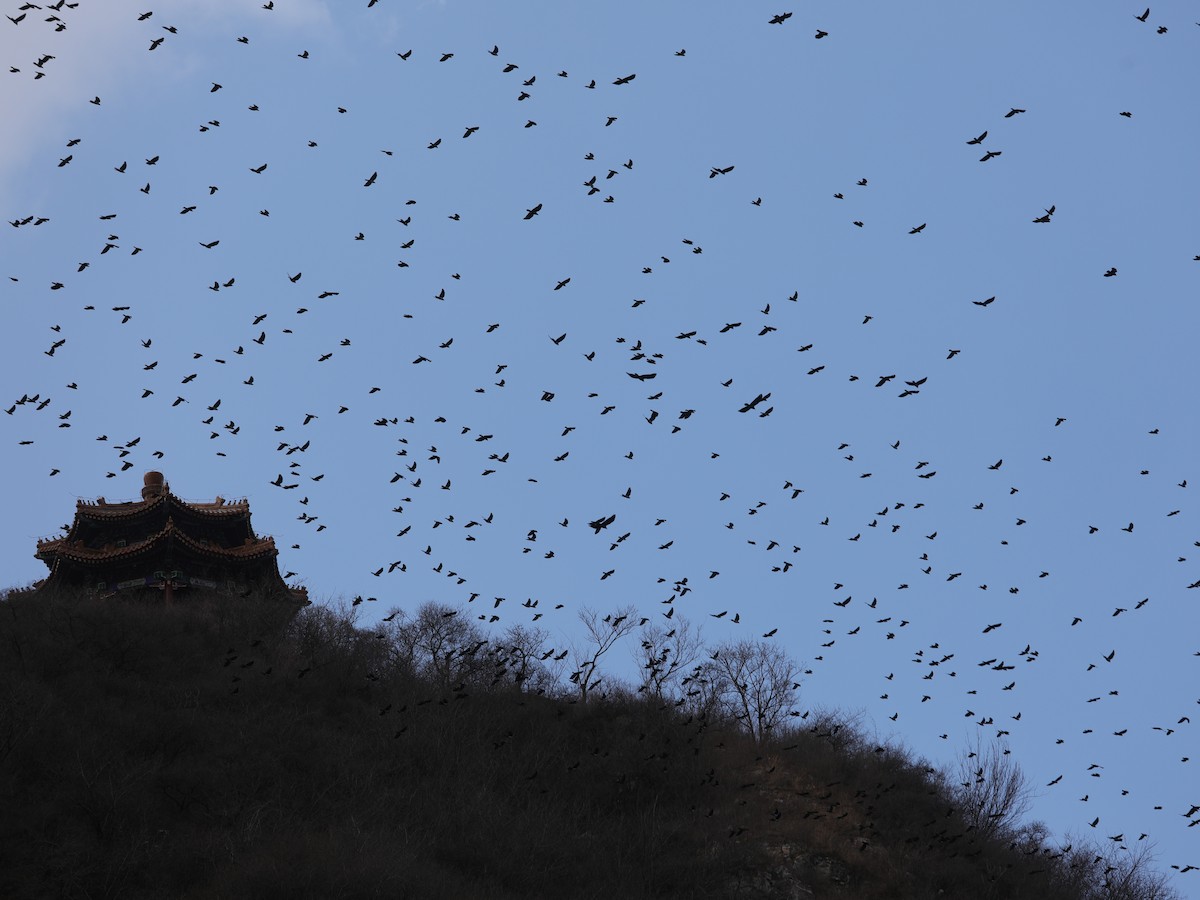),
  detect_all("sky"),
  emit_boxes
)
[2,0,1198,889]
